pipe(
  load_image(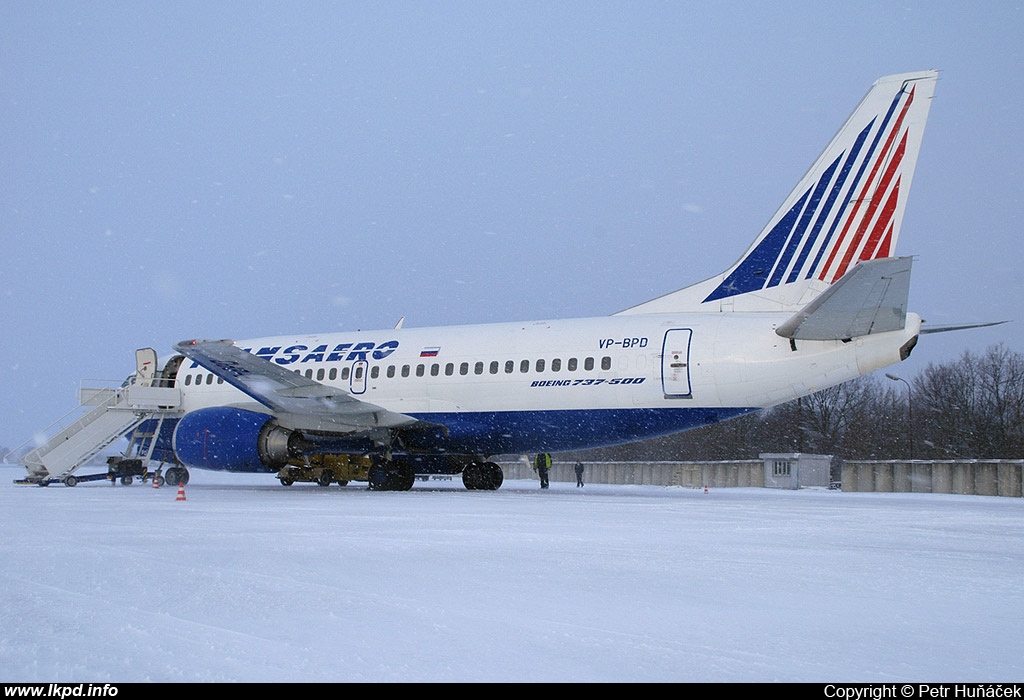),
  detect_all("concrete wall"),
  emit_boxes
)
[499,459,763,488]
[841,460,1023,497]
[497,457,1023,497]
